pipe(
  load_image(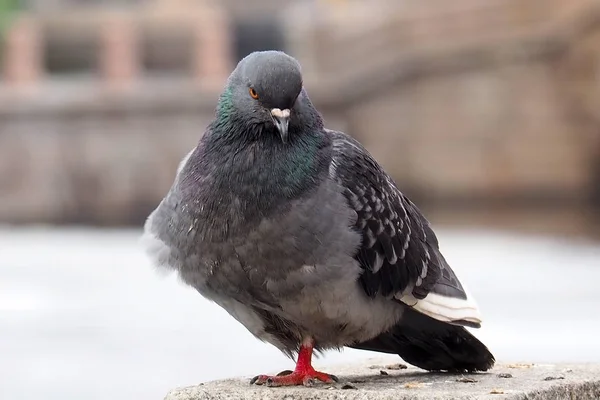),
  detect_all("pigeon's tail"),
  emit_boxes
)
[349,307,495,373]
